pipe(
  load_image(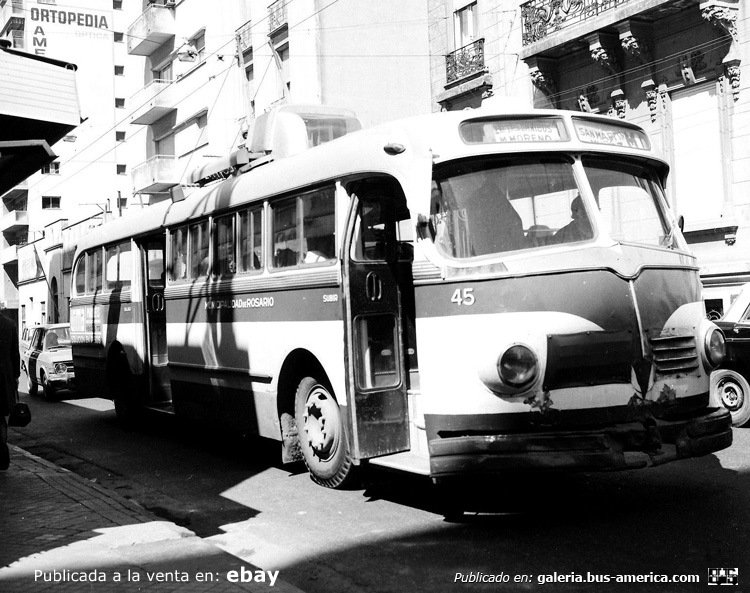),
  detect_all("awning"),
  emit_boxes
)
[0,140,56,197]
